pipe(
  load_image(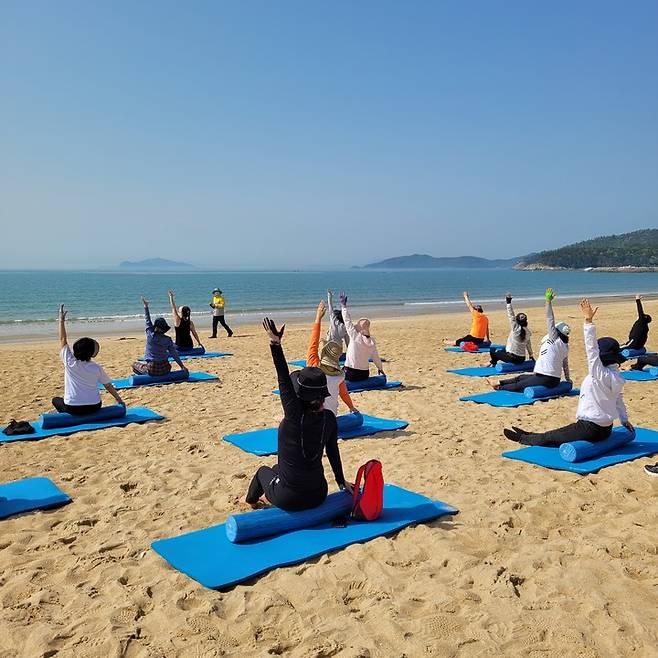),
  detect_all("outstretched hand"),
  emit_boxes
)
[316,300,326,320]
[622,420,635,434]
[505,292,513,303]
[580,298,598,323]
[263,317,285,344]
[168,289,175,300]
[141,297,149,308]
[545,288,555,303]
[59,304,67,320]
[339,291,348,306]
[636,294,642,301]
